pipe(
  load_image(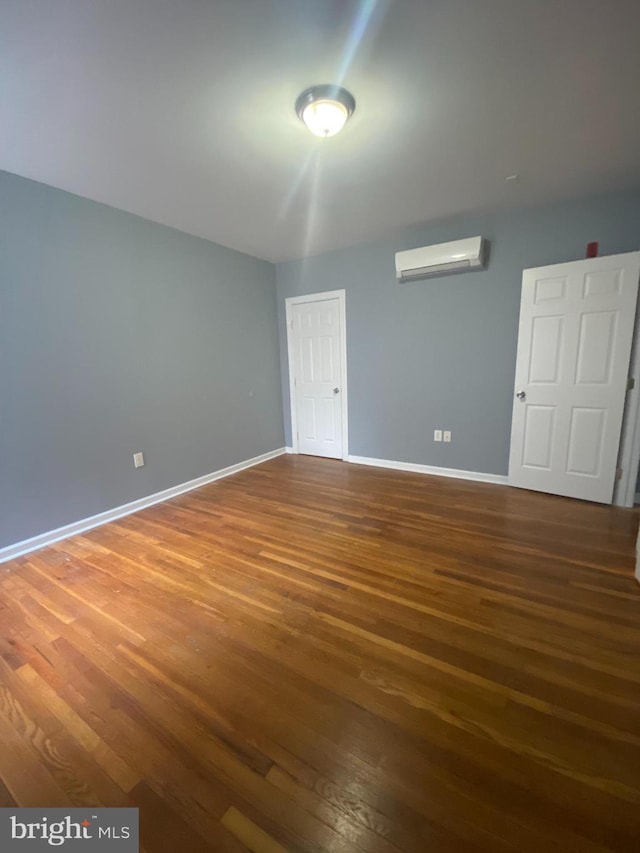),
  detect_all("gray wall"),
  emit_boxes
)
[277,189,640,475]
[0,170,283,549]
